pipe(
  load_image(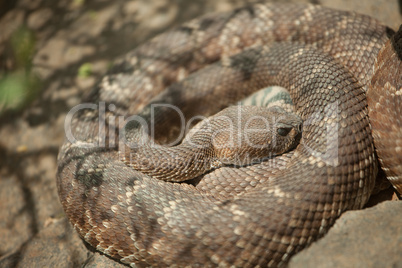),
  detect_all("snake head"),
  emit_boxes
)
[211,105,302,166]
